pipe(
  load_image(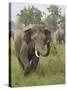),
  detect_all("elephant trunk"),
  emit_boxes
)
[37,43,50,57]
[44,42,50,56]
